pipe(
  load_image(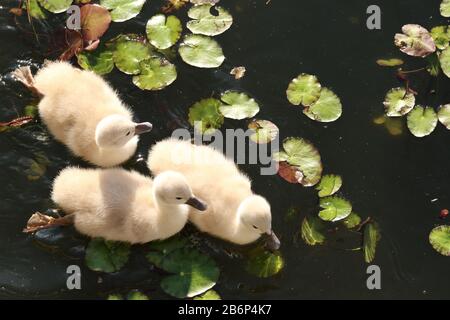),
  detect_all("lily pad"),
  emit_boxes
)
[376,58,404,67]
[179,34,225,68]
[188,98,224,134]
[438,104,450,129]
[100,0,146,22]
[194,290,221,300]
[441,0,450,17]
[383,87,415,117]
[301,215,326,246]
[429,225,450,256]
[316,174,342,197]
[186,4,233,36]
[25,0,47,19]
[406,105,438,138]
[37,0,72,13]
[439,46,450,78]
[248,119,279,144]
[155,248,219,299]
[112,37,152,74]
[127,291,150,300]
[132,57,177,90]
[319,196,352,222]
[286,74,321,106]
[218,91,259,120]
[430,26,449,50]
[77,46,114,75]
[363,221,380,263]
[85,238,131,273]
[273,137,323,187]
[107,294,123,300]
[146,14,182,50]
[394,24,436,57]
[245,247,284,278]
[303,88,342,122]
[342,212,362,229]
[80,4,112,42]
